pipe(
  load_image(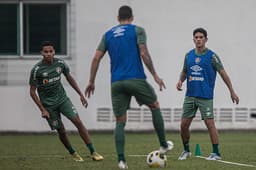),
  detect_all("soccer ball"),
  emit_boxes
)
[146,150,167,168]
